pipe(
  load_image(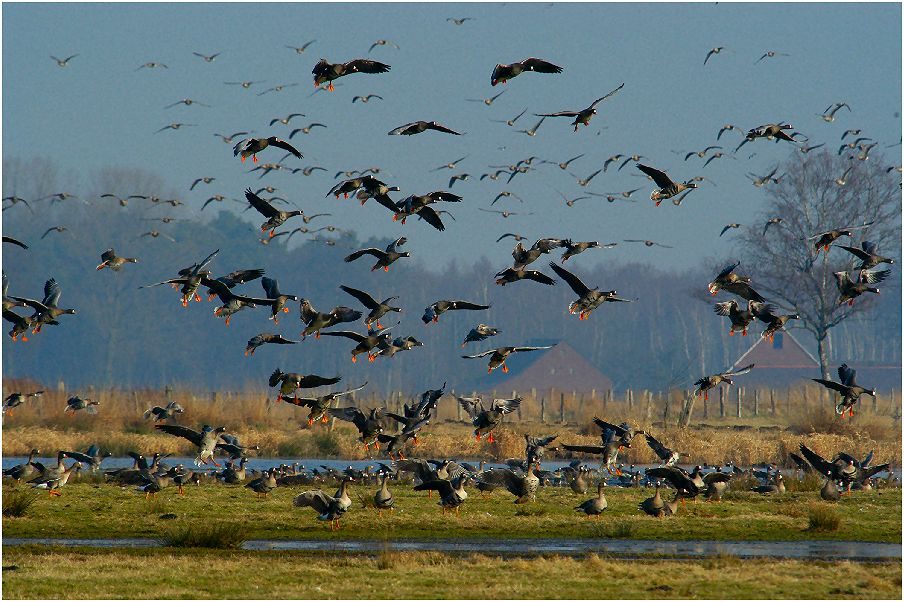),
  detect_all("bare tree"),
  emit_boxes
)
[736,151,901,379]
